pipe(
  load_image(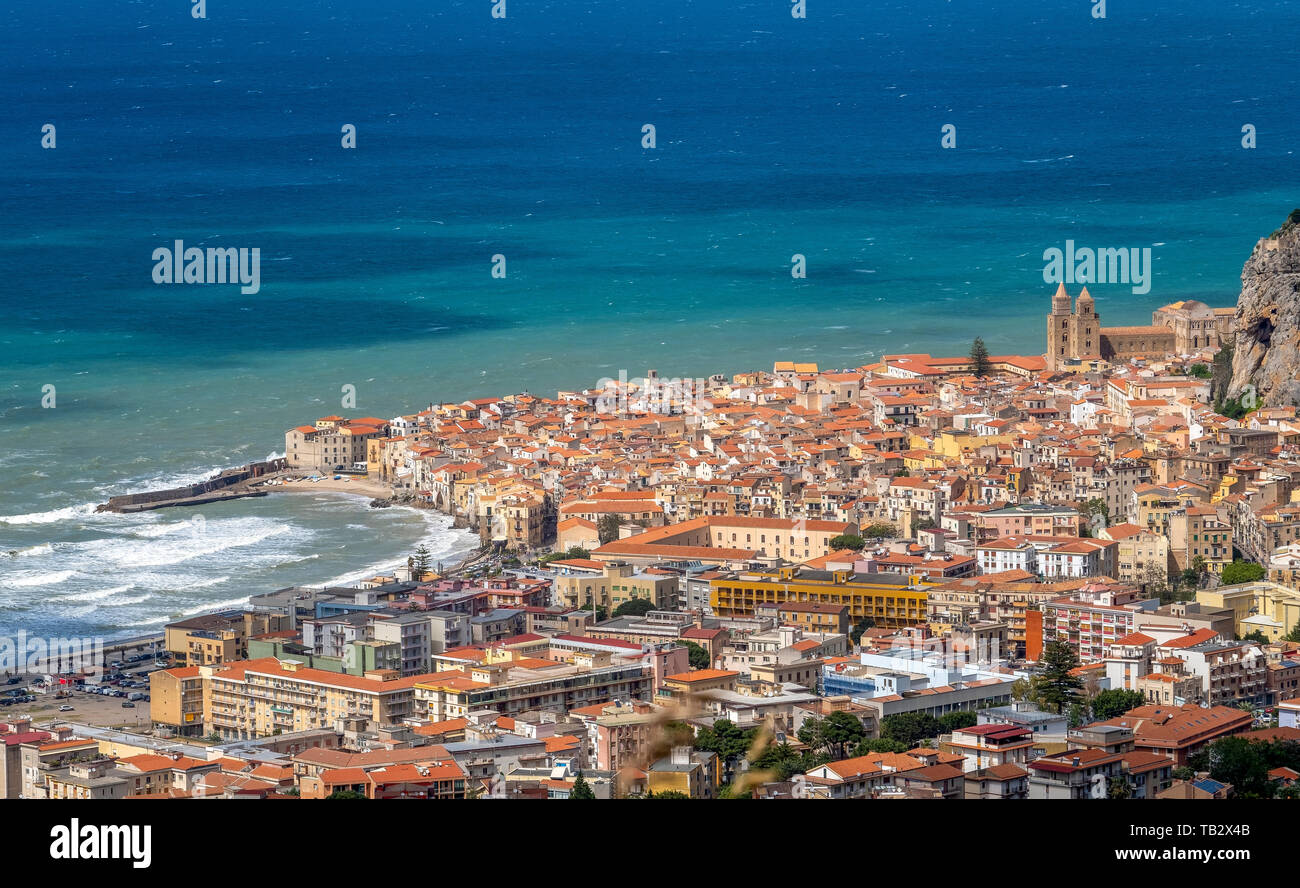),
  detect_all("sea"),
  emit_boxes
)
[1,0,1297,638]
